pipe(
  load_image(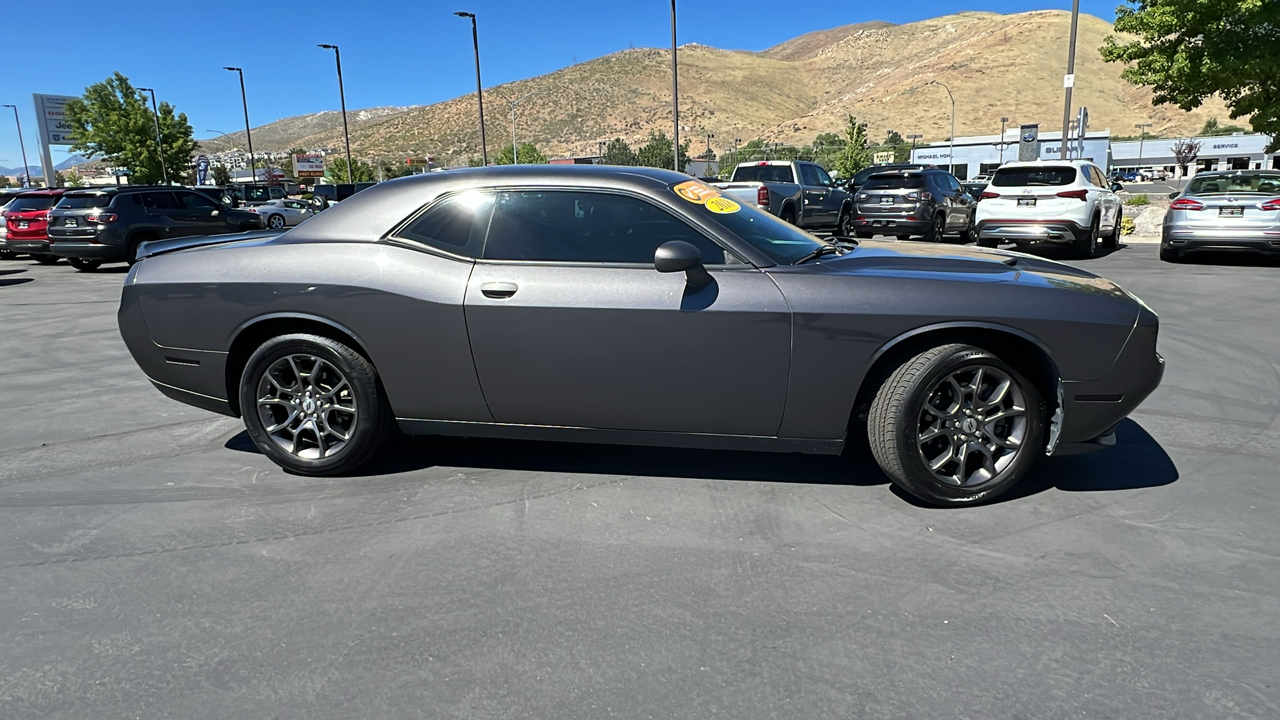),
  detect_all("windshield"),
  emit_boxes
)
[57,194,111,209]
[852,165,918,186]
[6,196,56,212]
[992,166,1077,187]
[863,175,925,190]
[1187,173,1280,195]
[244,186,271,202]
[671,181,824,265]
[732,164,796,183]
